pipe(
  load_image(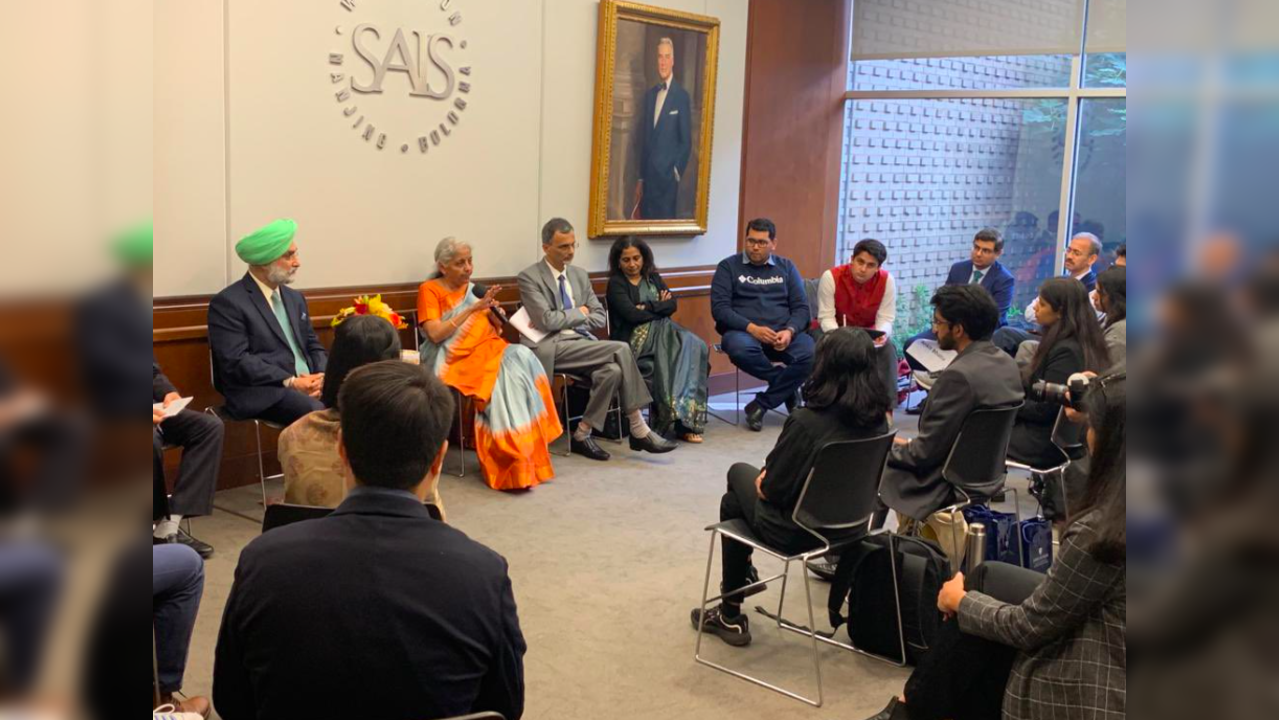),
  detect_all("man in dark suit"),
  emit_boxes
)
[153,359,224,557]
[633,37,693,220]
[207,219,328,426]
[993,232,1101,356]
[880,285,1024,522]
[213,361,526,720]
[905,228,1016,370]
